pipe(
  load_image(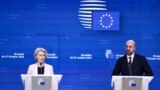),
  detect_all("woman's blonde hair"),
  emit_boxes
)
[34,47,48,60]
